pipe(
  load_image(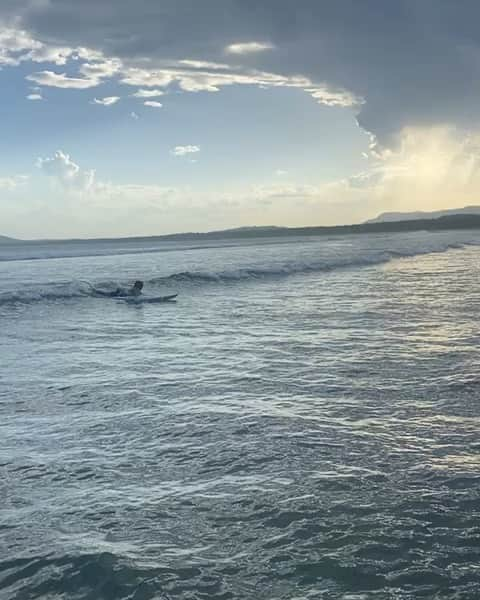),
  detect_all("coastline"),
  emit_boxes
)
[5,213,480,245]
